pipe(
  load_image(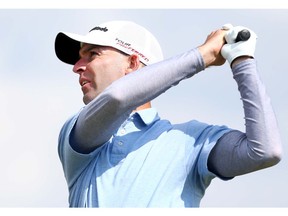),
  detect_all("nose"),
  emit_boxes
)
[73,58,87,74]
